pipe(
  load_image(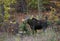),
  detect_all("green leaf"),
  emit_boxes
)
[4,13,10,20]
